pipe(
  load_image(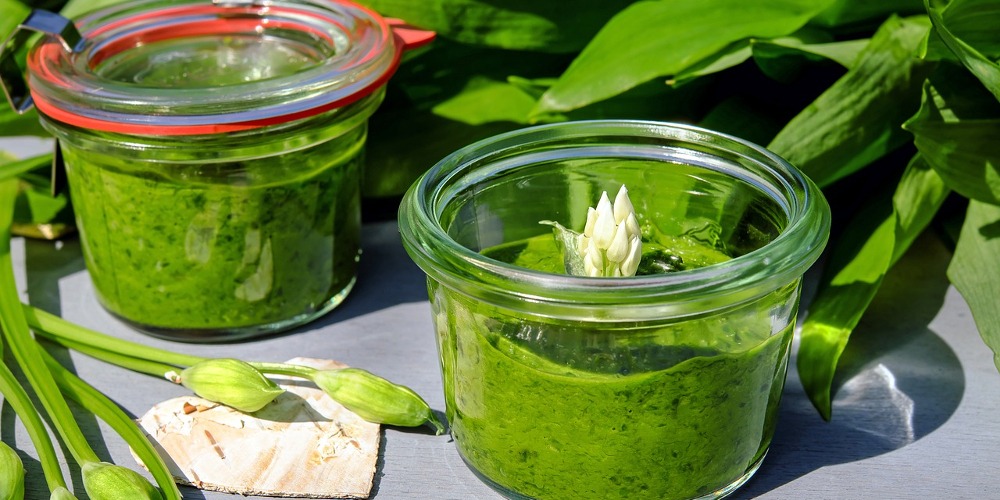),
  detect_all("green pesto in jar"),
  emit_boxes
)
[58,122,365,336]
[433,233,793,499]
